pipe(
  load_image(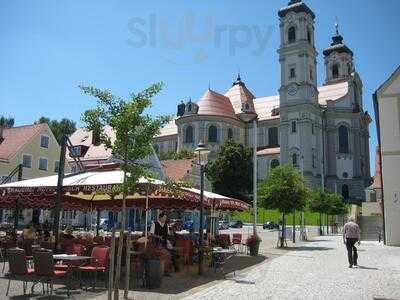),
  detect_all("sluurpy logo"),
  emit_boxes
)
[127,11,273,66]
